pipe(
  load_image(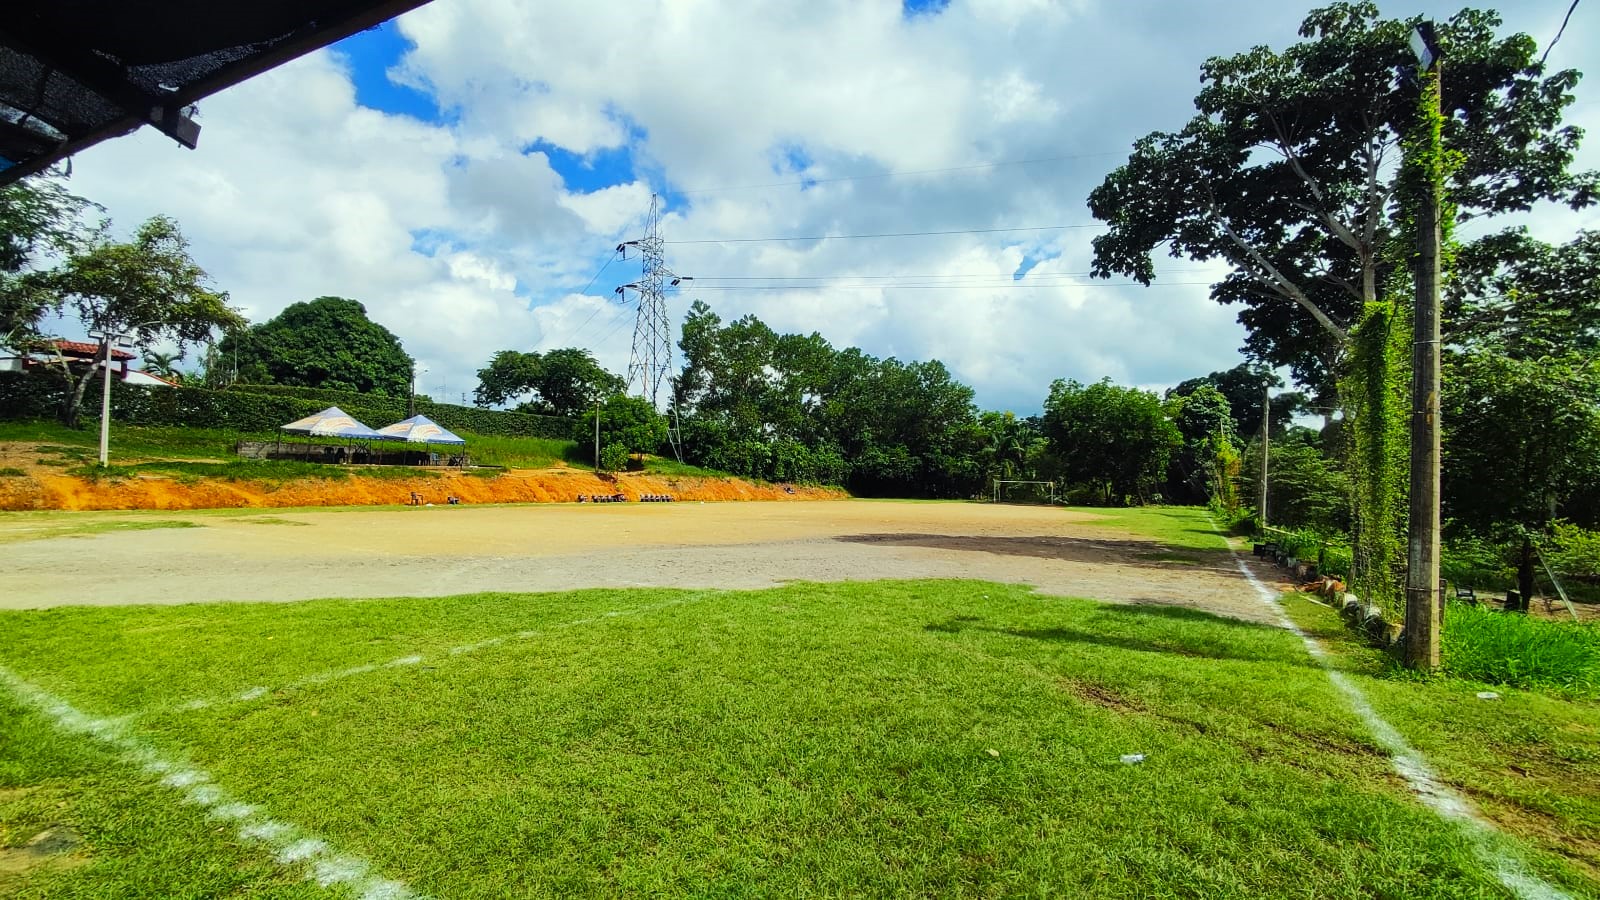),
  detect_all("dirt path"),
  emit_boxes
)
[0,502,1277,622]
